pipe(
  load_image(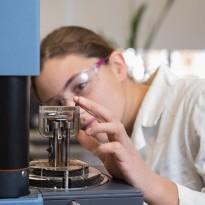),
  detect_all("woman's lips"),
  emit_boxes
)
[81,118,96,130]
